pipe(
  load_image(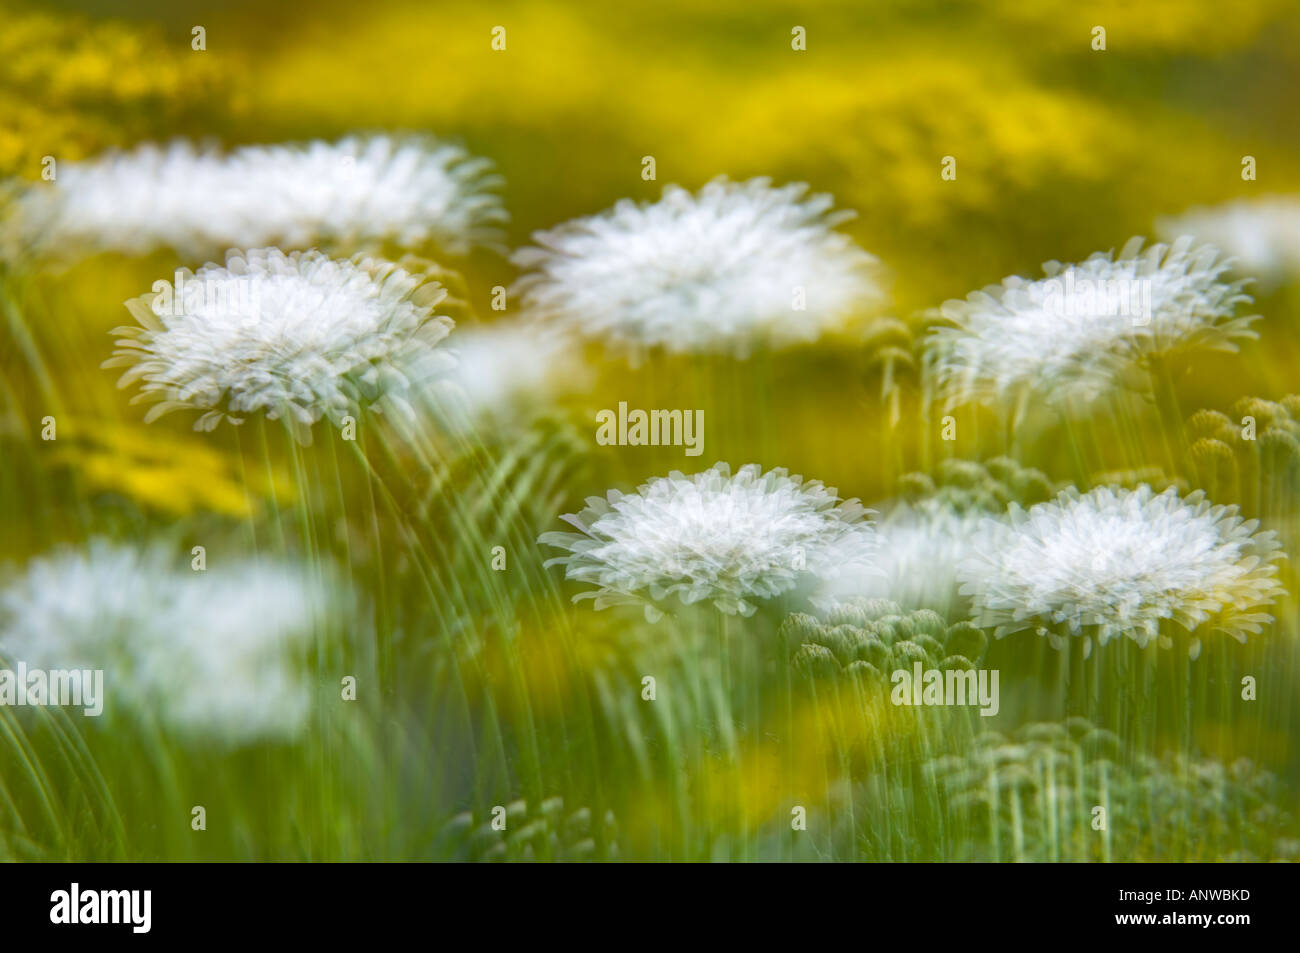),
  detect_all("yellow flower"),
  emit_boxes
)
[0,3,238,179]
[52,420,294,518]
